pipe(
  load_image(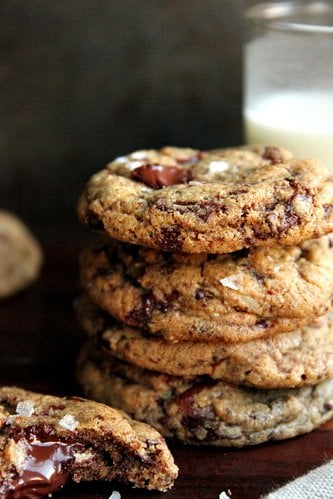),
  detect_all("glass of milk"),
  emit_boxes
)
[243,1,333,171]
